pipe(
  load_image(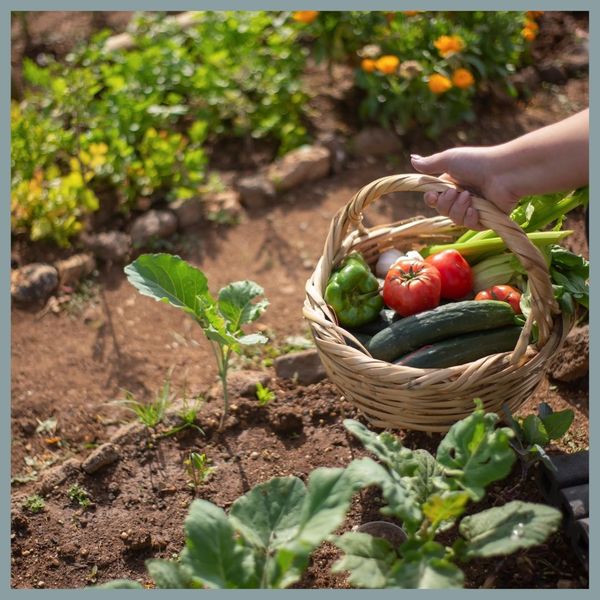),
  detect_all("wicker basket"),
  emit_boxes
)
[304,174,572,432]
